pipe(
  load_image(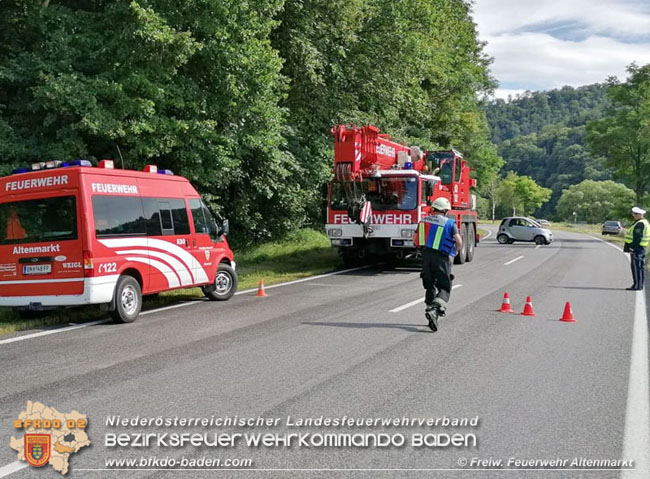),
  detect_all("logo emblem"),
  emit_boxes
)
[24,434,50,467]
[204,250,210,261]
